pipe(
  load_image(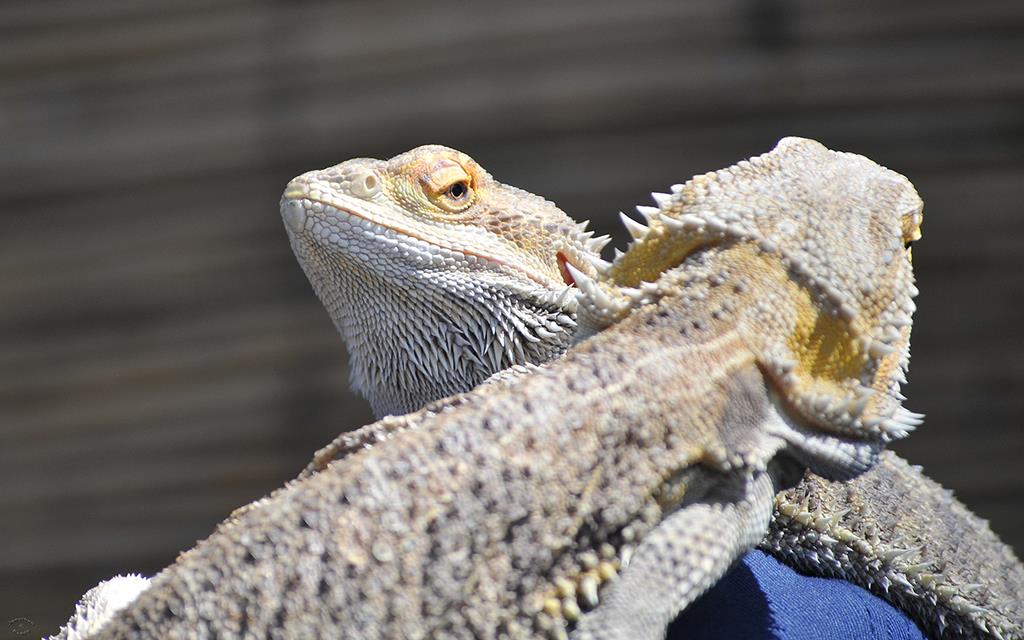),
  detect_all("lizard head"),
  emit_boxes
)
[576,138,924,444]
[280,145,604,417]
